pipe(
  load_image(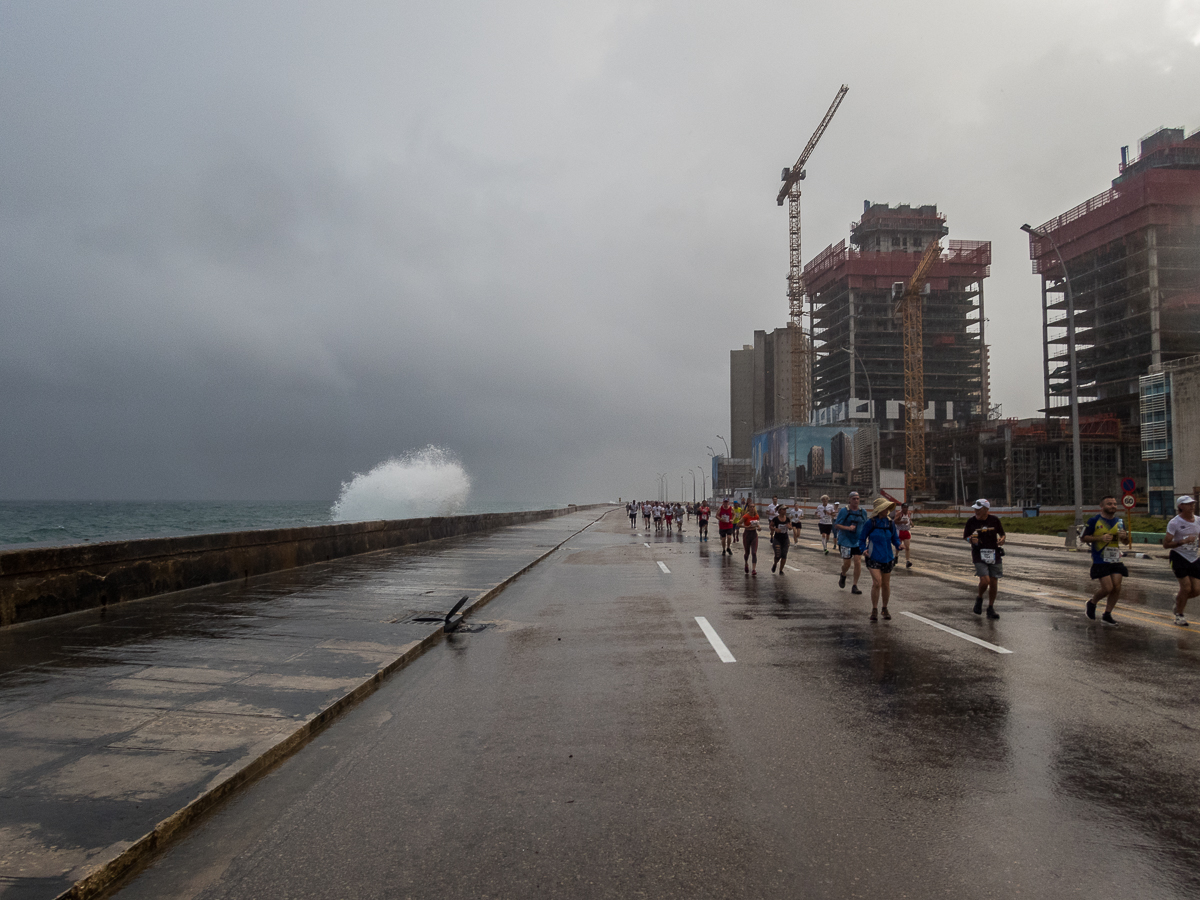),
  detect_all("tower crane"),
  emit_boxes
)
[777,84,849,425]
[892,239,942,496]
